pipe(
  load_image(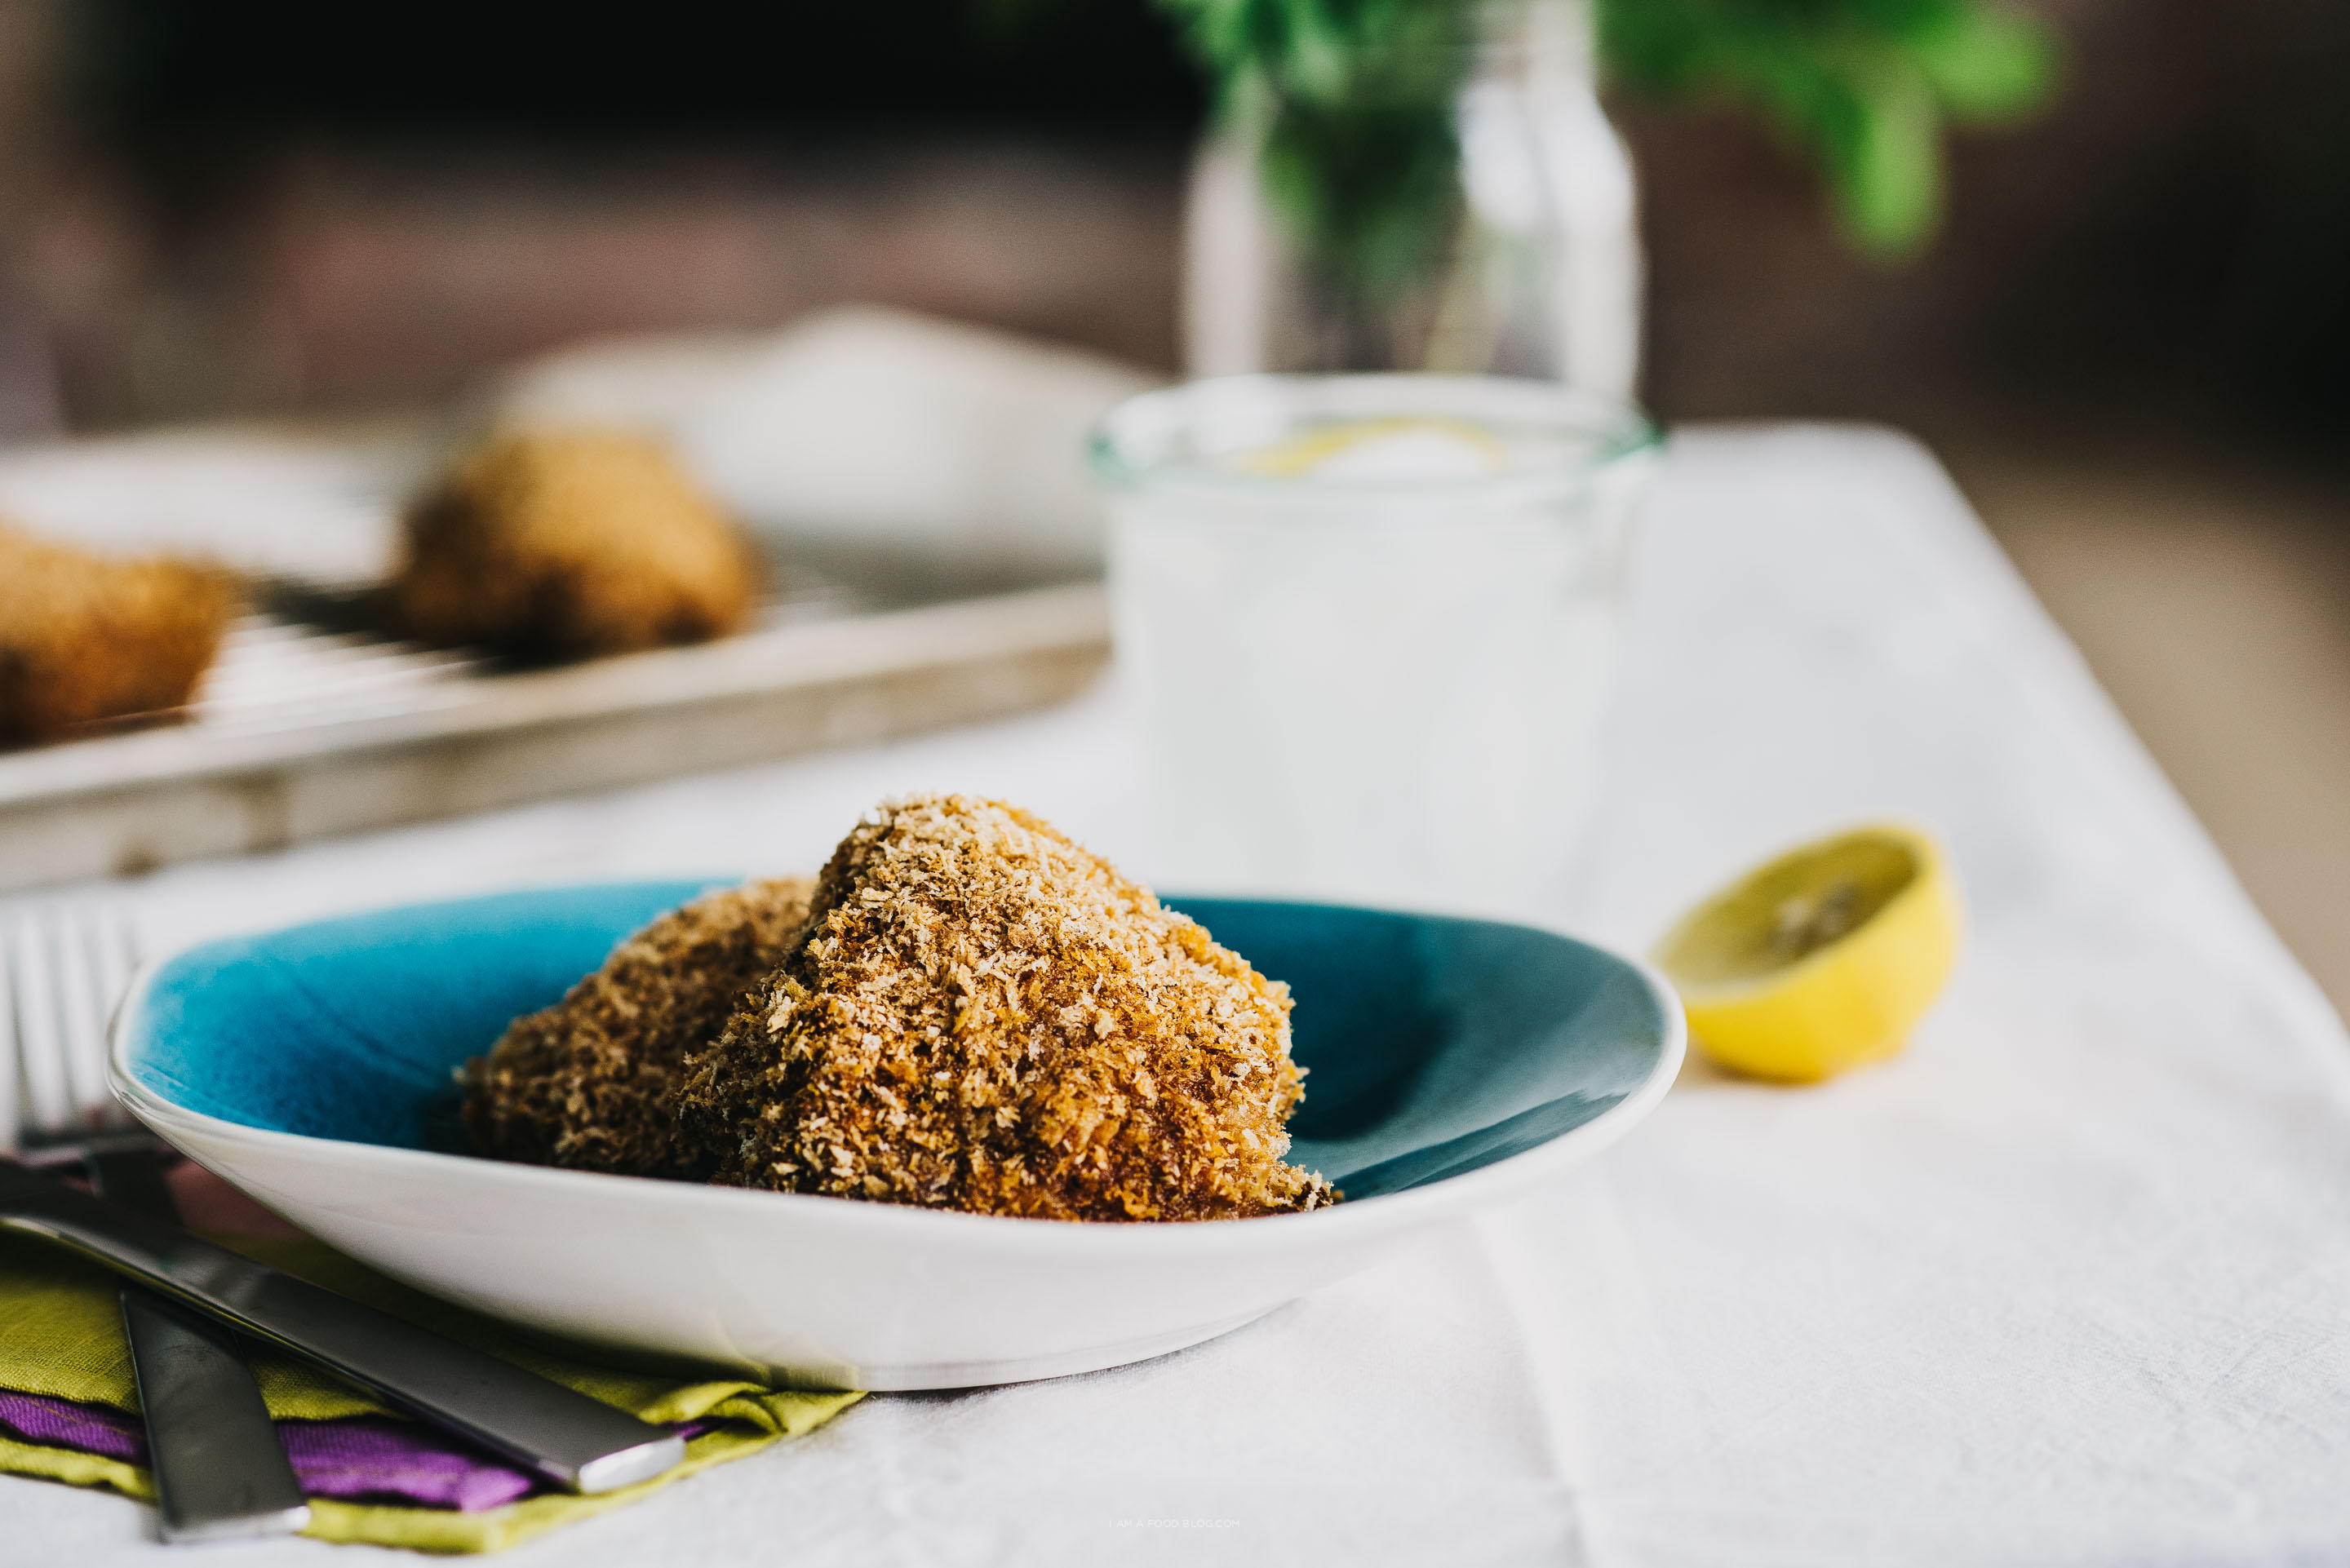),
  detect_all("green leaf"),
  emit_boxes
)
[1593,0,2061,258]
[1905,2,2062,121]
[1830,51,1944,254]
